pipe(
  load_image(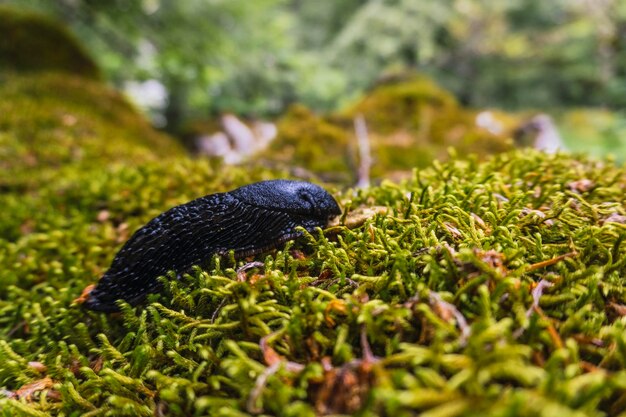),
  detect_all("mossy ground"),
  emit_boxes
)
[1,147,626,416]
